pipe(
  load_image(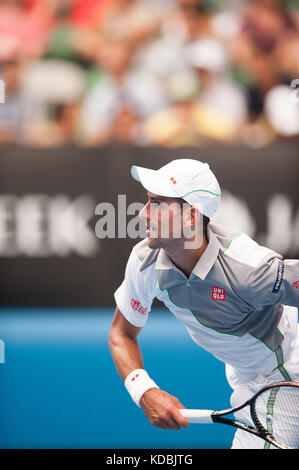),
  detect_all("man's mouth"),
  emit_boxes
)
[146,223,155,236]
